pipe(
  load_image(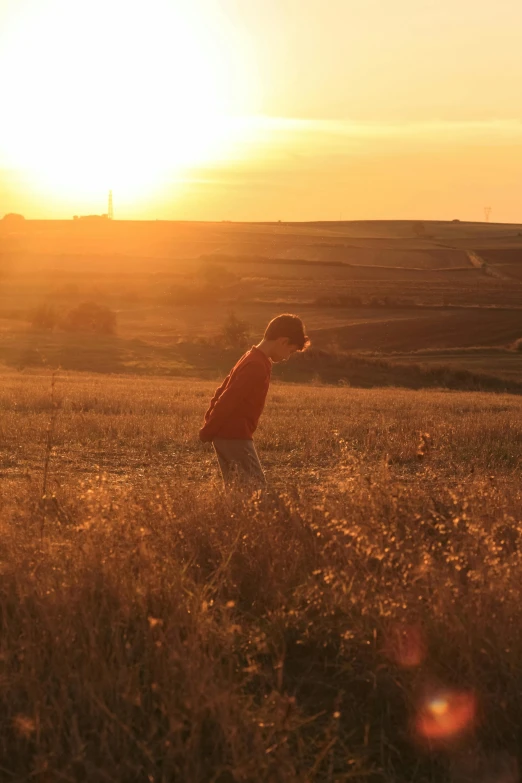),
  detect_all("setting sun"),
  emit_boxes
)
[0,0,260,205]
[2,0,522,220]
